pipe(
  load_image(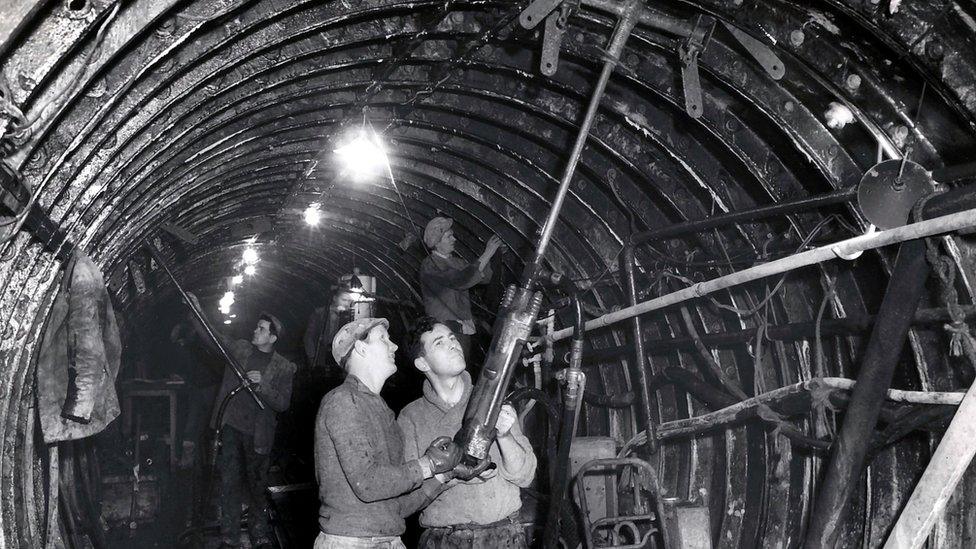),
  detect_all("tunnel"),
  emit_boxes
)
[2,0,976,547]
